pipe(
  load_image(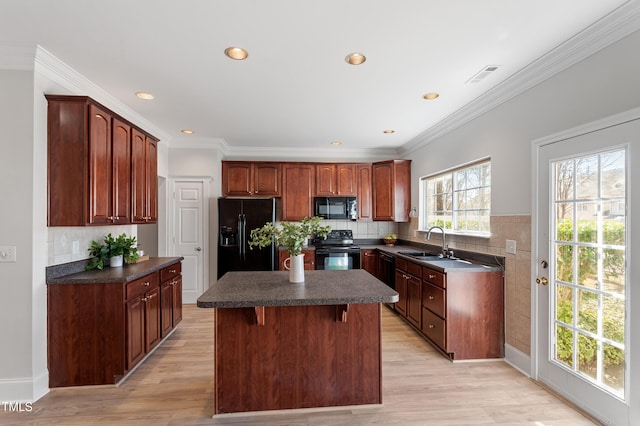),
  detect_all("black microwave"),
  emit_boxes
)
[314,197,357,220]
